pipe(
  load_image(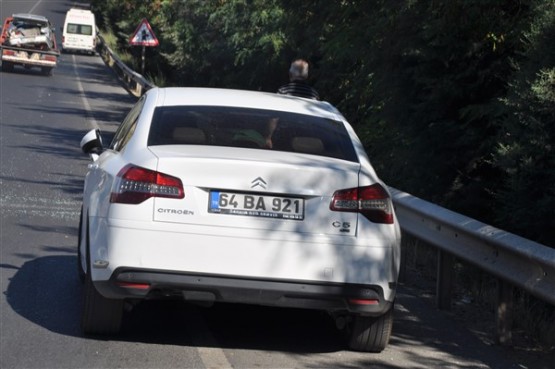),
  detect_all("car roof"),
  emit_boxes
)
[151,87,342,120]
